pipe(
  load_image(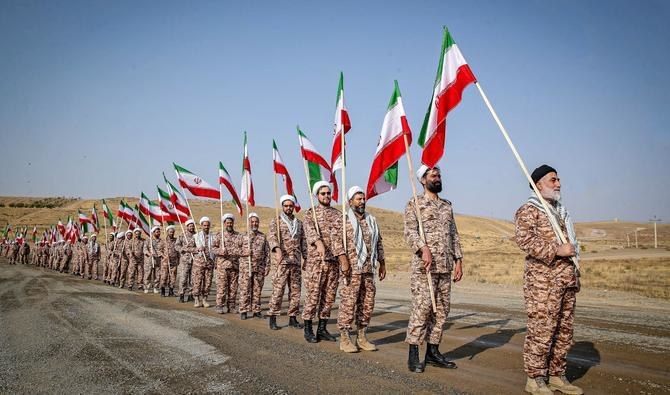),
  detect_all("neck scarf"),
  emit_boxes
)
[347,208,380,270]
[280,212,299,238]
[527,195,580,267]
